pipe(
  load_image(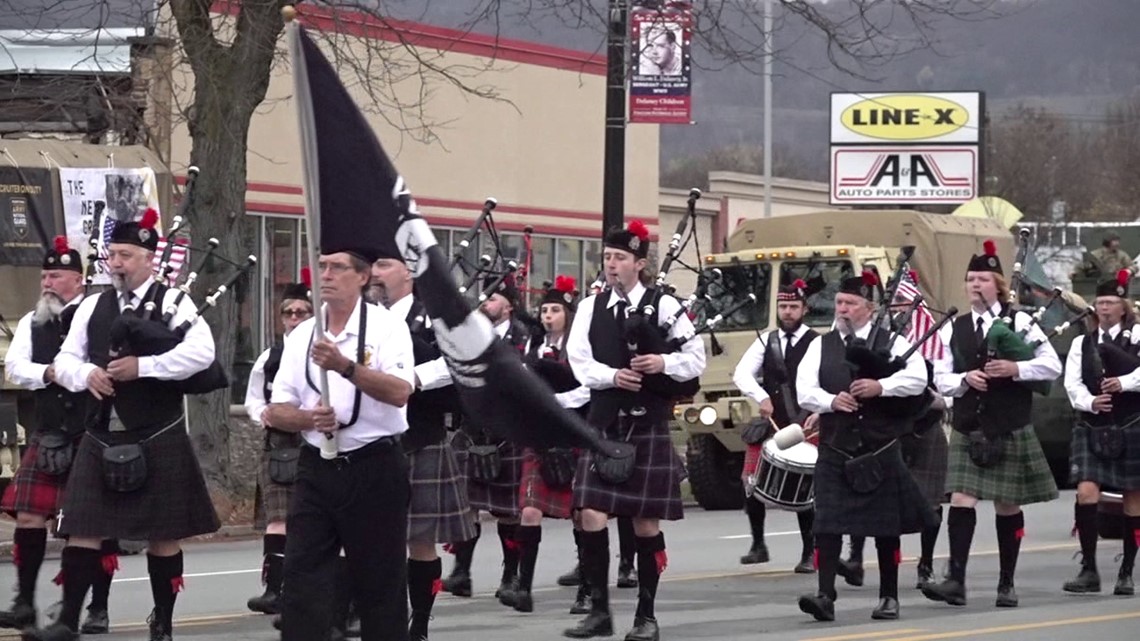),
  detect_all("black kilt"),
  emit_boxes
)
[407,442,478,544]
[1069,416,1140,491]
[452,431,524,519]
[901,424,950,506]
[254,432,303,530]
[58,419,221,541]
[0,433,81,518]
[813,441,936,538]
[572,416,685,521]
